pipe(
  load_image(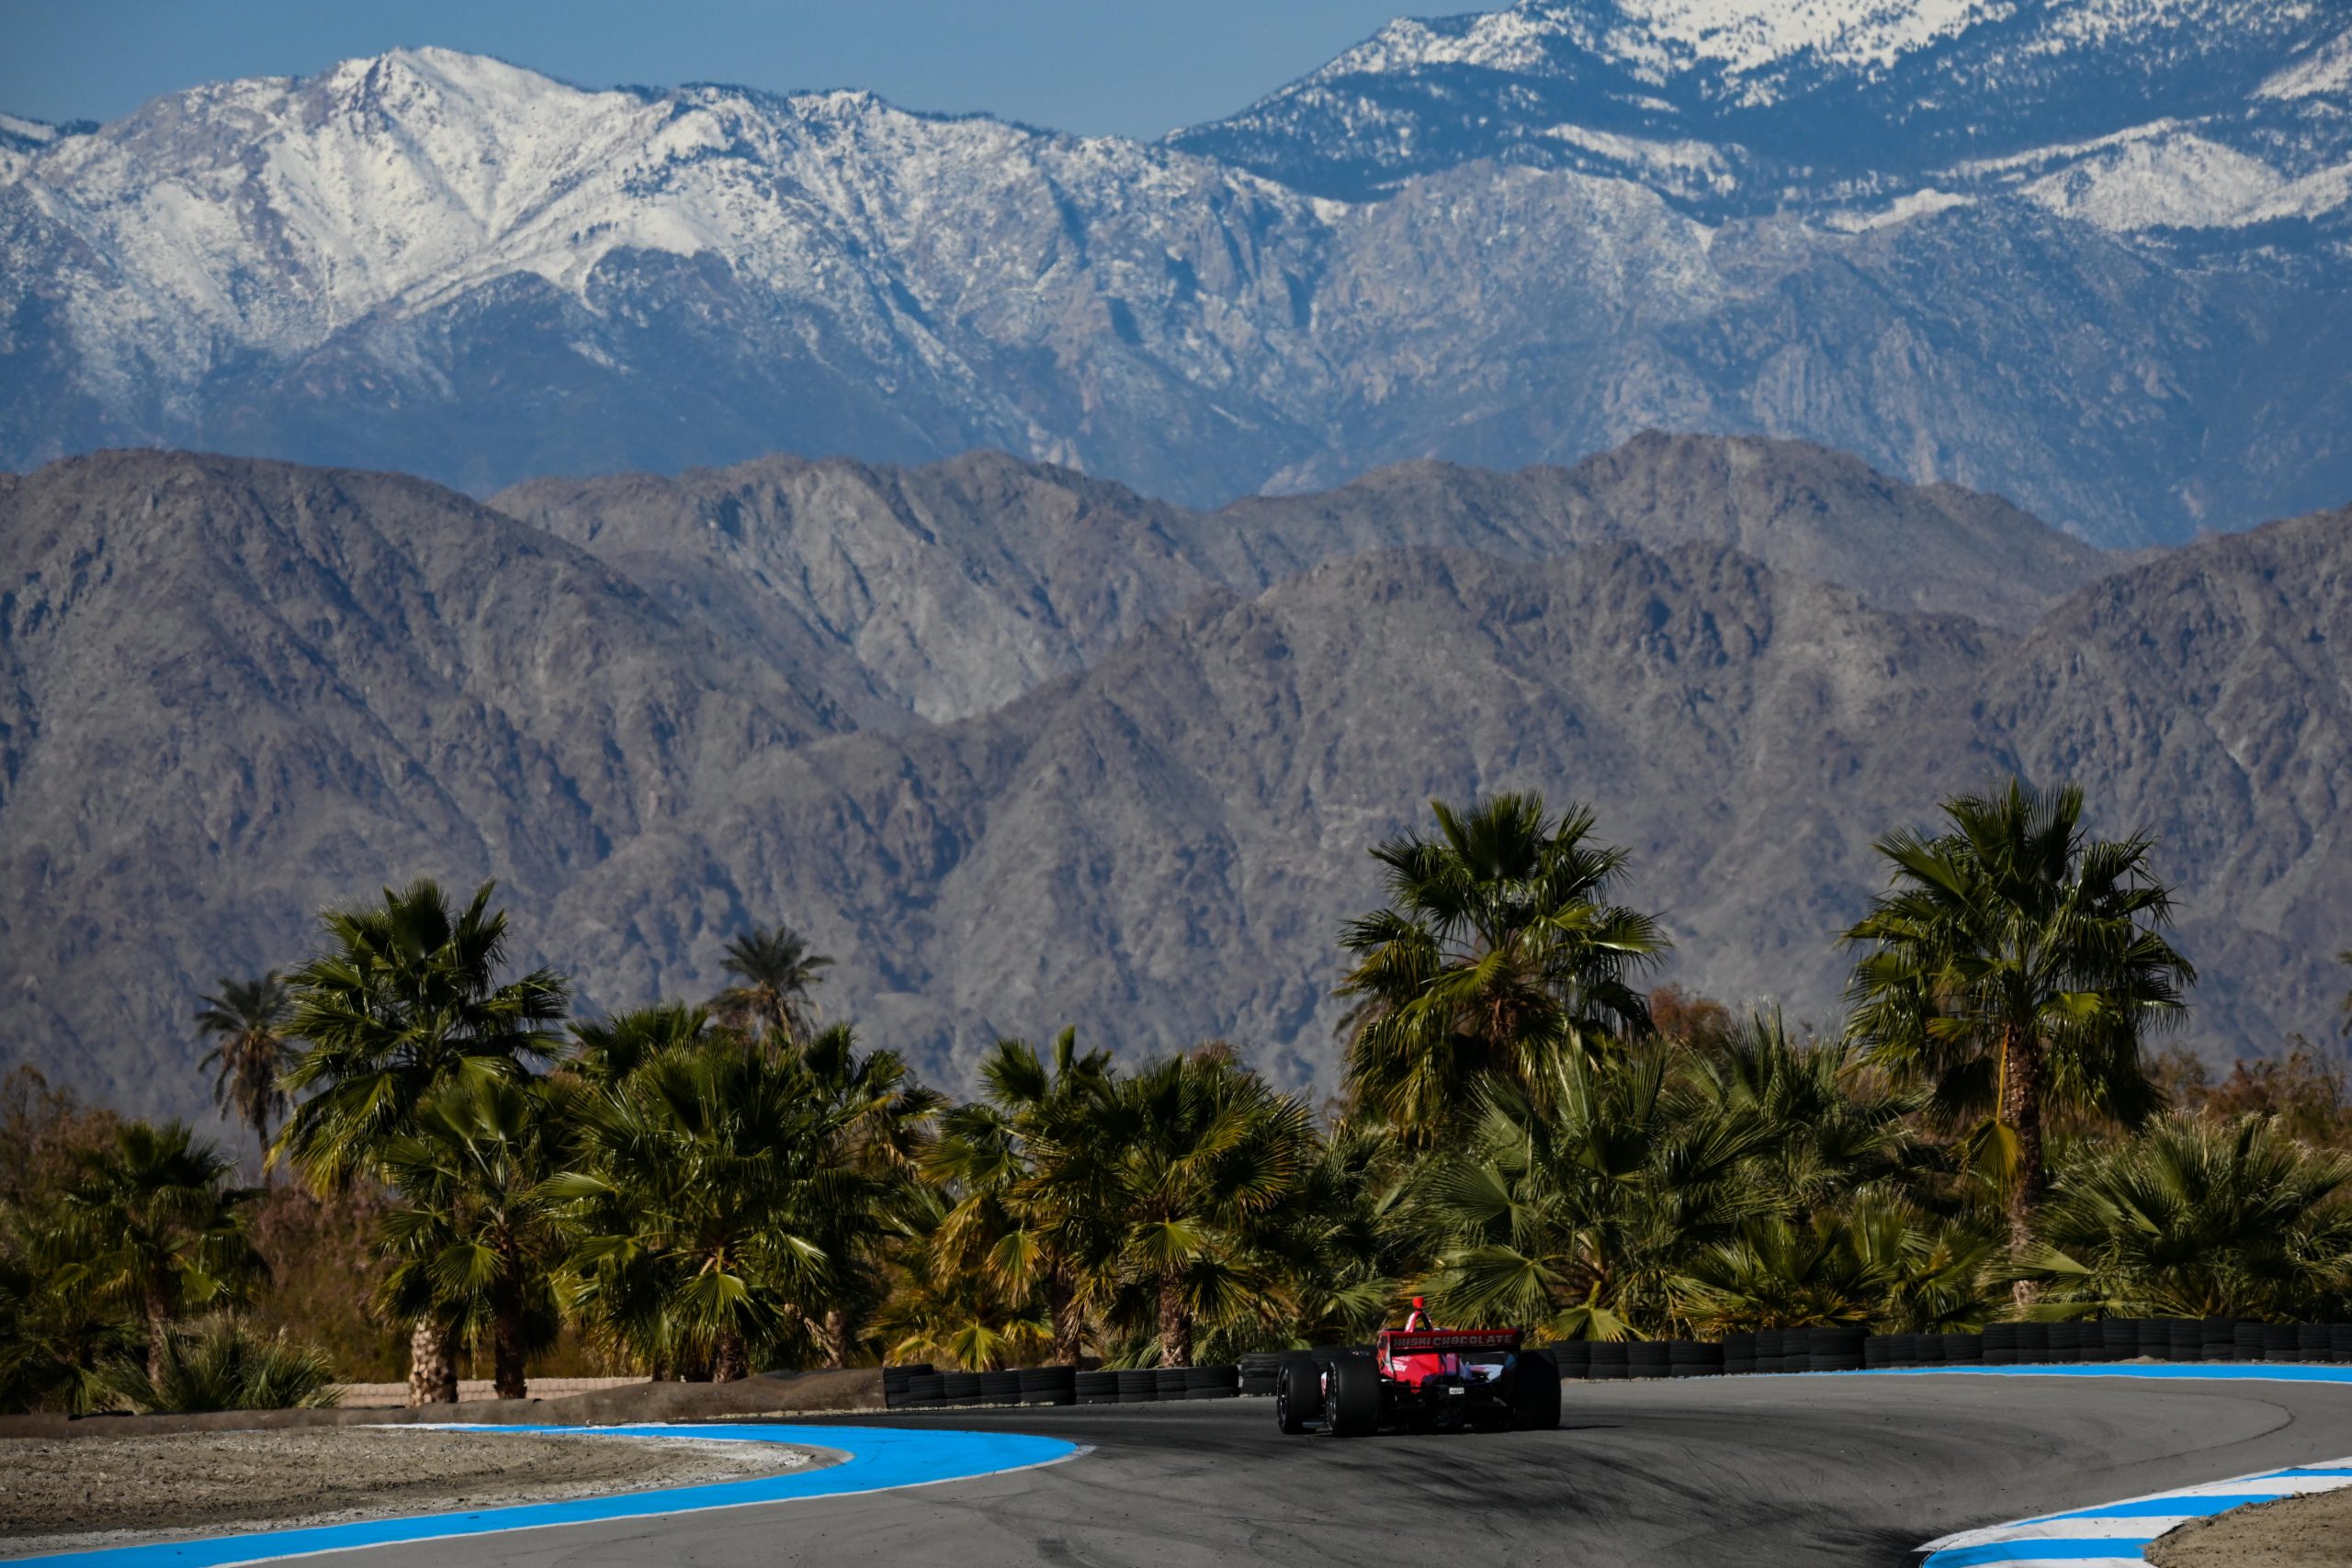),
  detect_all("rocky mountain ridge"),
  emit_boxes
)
[3,437,2341,1121]
[491,431,2108,728]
